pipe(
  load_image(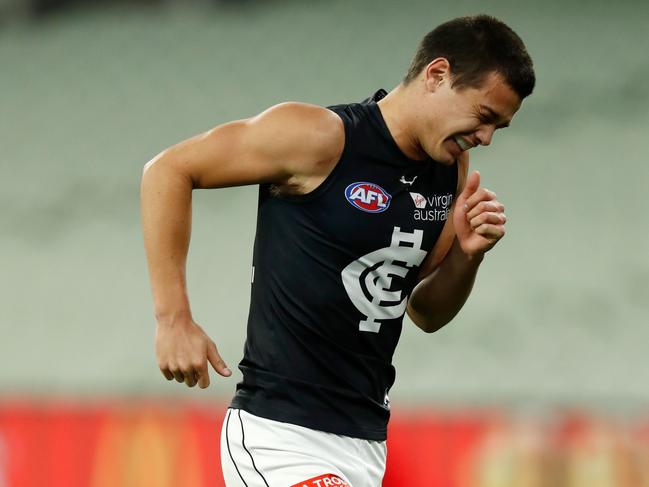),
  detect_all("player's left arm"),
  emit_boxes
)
[406,153,507,333]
